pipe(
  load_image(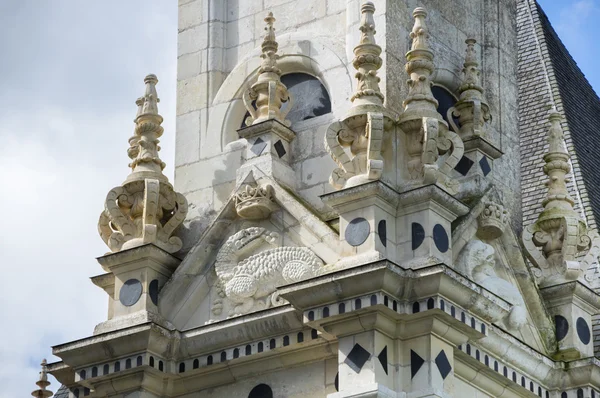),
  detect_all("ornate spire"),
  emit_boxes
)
[523,108,591,285]
[31,359,53,398]
[402,7,437,112]
[349,1,384,108]
[243,13,292,127]
[447,39,492,140]
[396,8,463,192]
[98,74,188,254]
[127,74,166,182]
